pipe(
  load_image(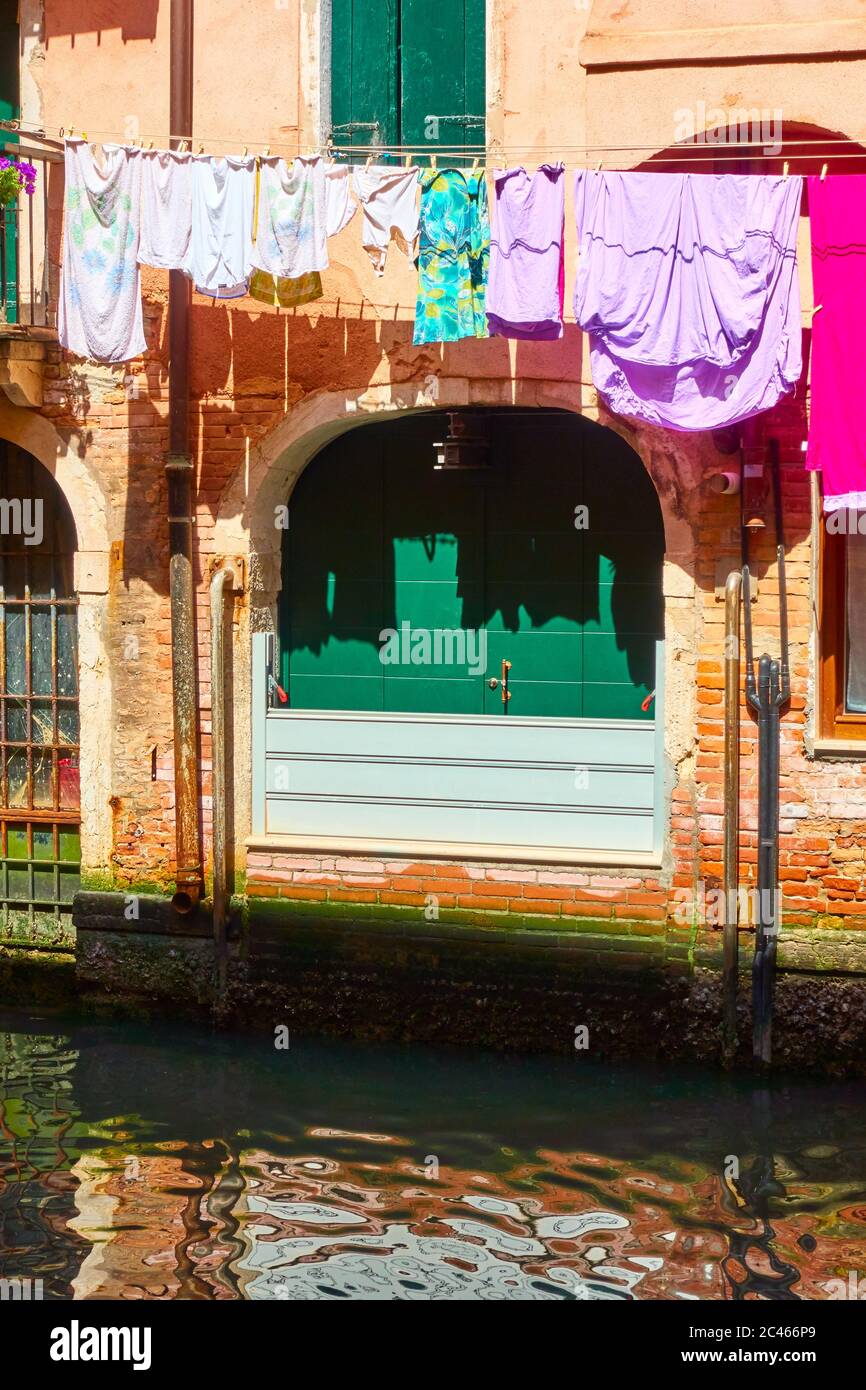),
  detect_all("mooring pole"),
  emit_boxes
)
[752,653,773,1064]
[722,571,742,1062]
[745,441,790,1066]
[167,0,202,911]
[210,566,233,991]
